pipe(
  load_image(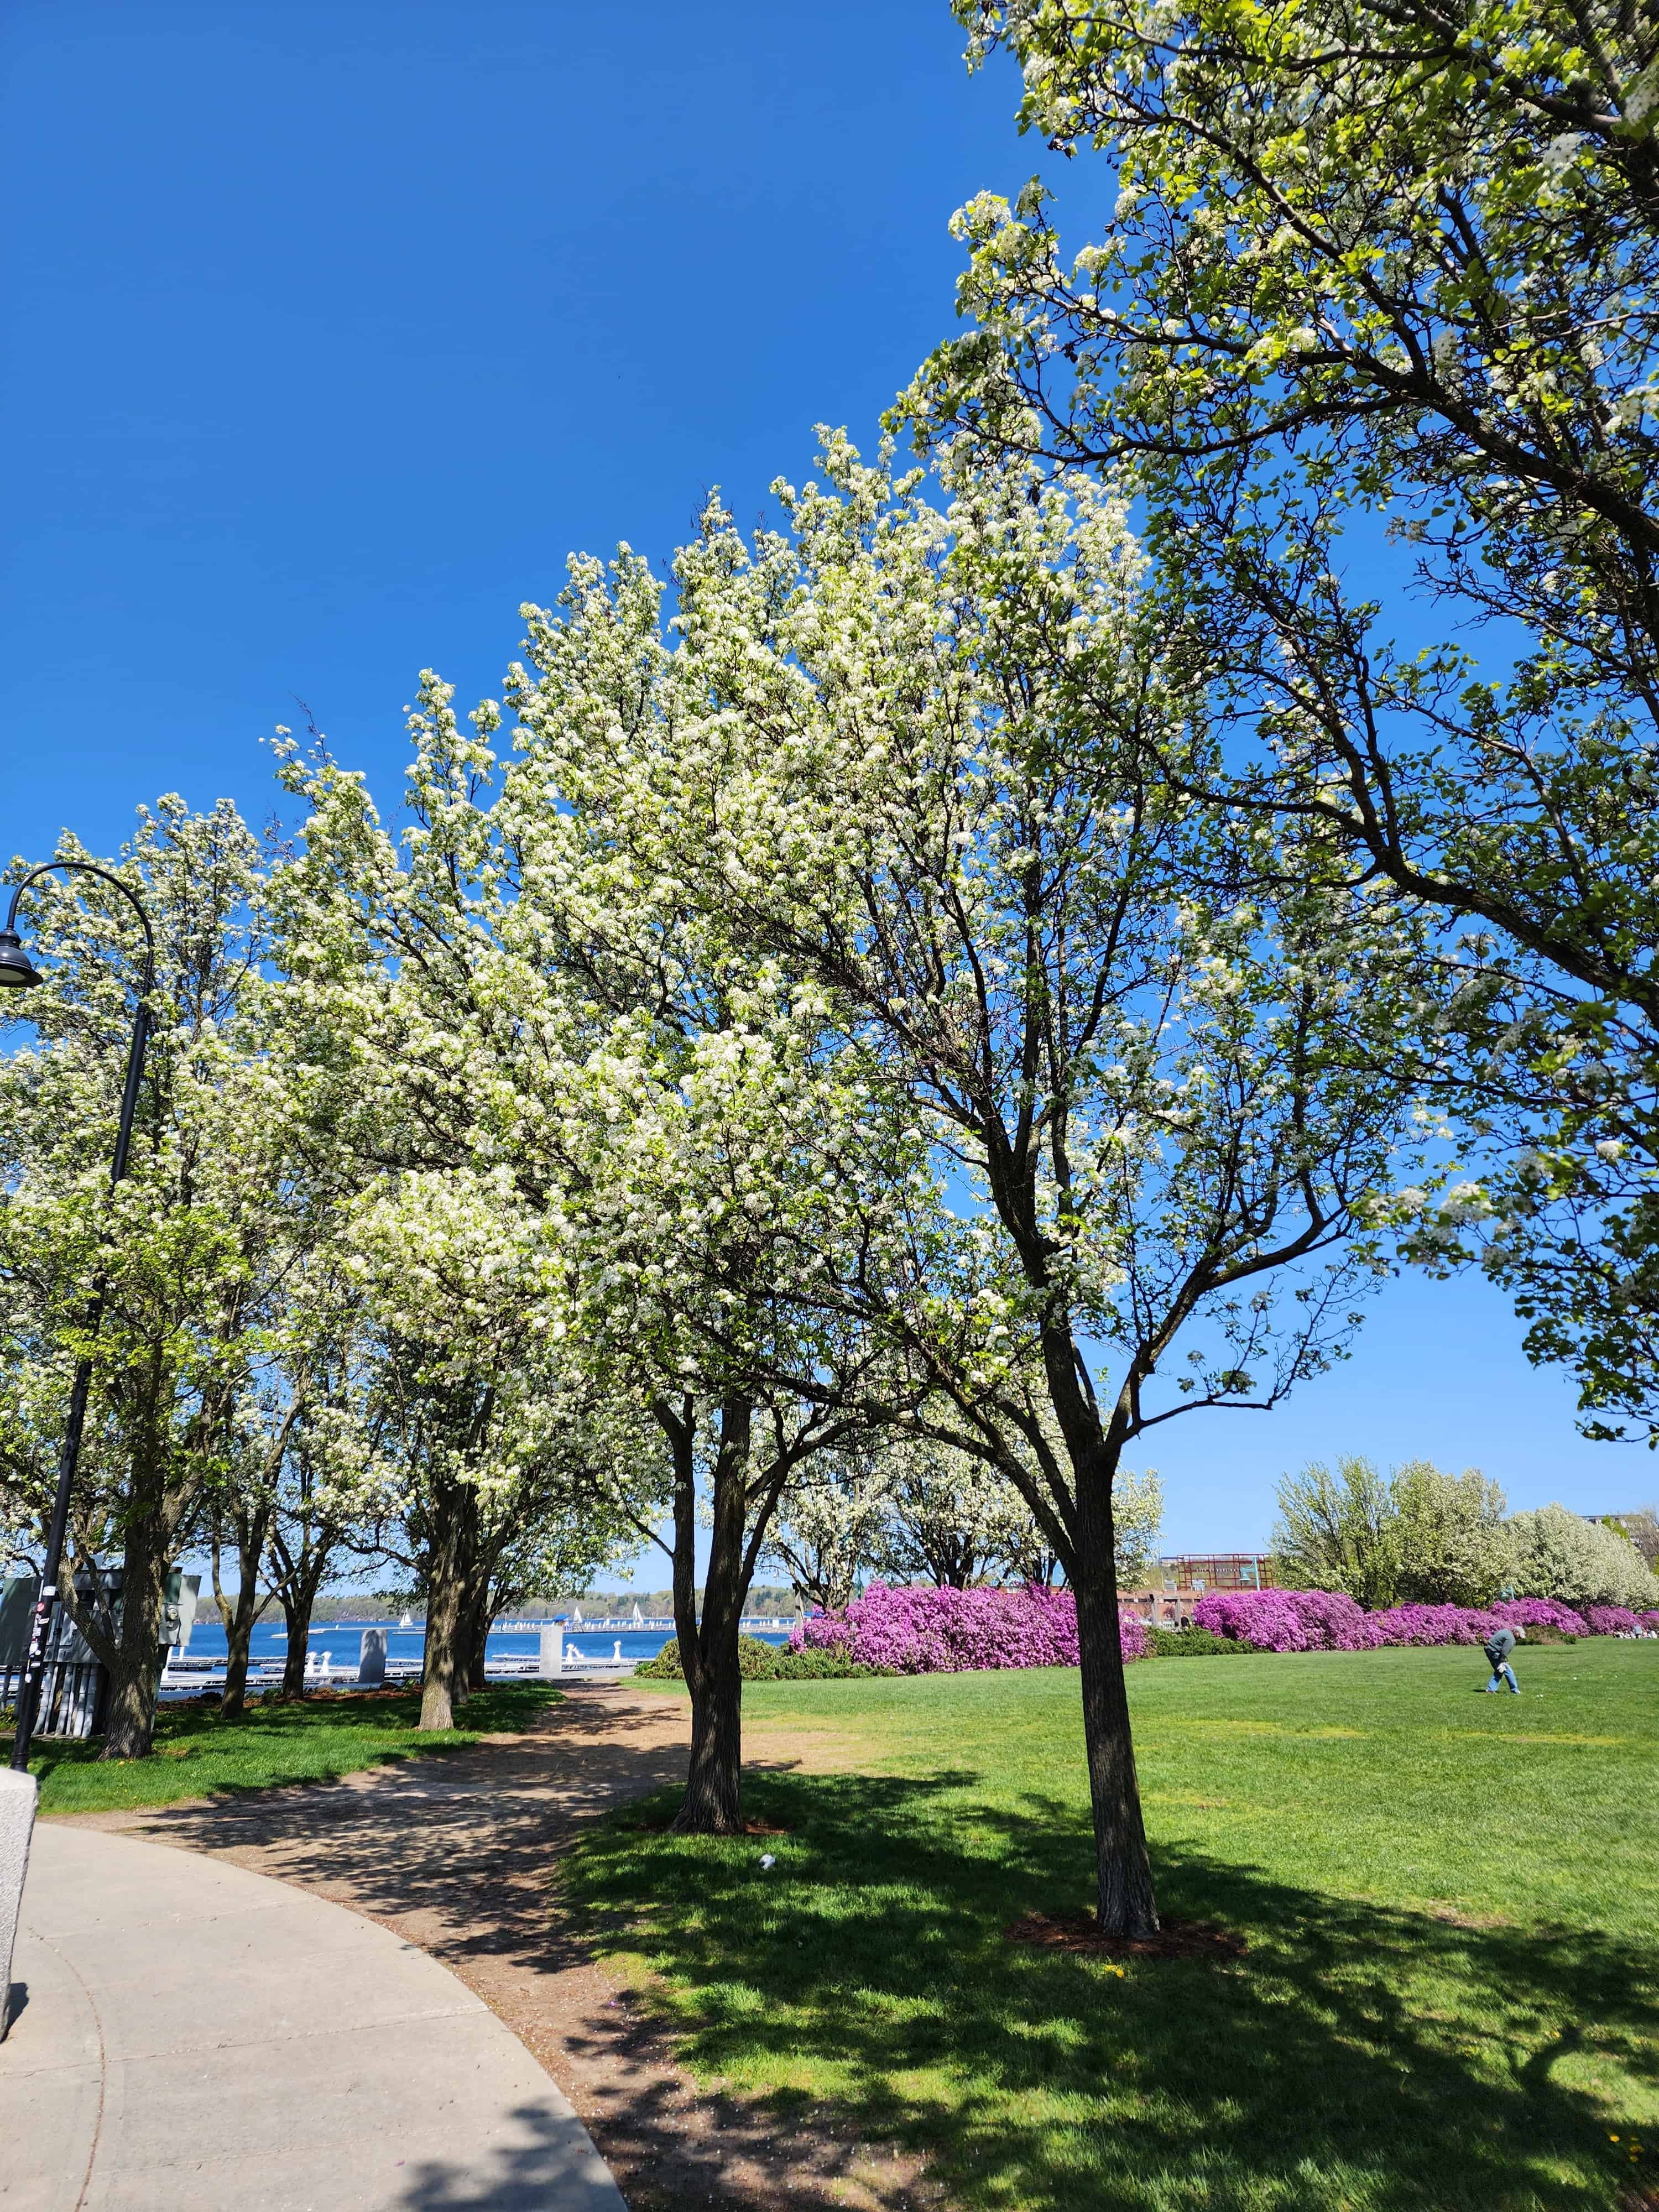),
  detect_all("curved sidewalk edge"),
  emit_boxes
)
[0,1819,629,2211]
